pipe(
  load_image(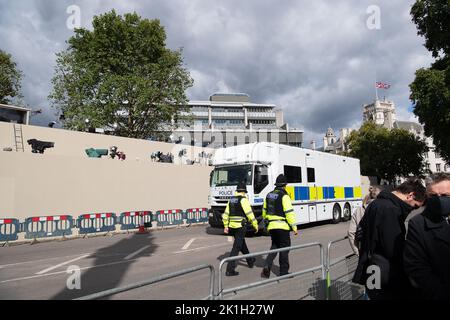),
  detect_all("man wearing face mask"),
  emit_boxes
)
[404,173,450,299]
[352,178,426,300]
